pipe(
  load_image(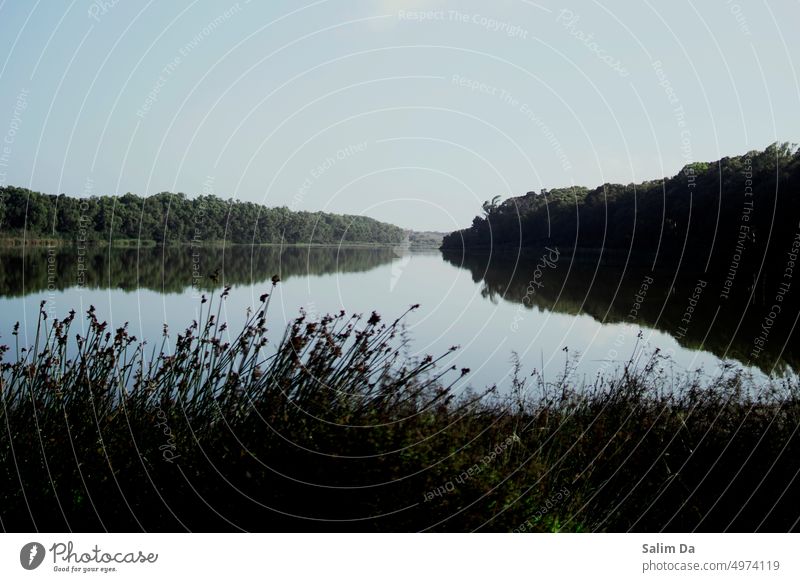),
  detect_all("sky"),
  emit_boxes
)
[0,0,798,231]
